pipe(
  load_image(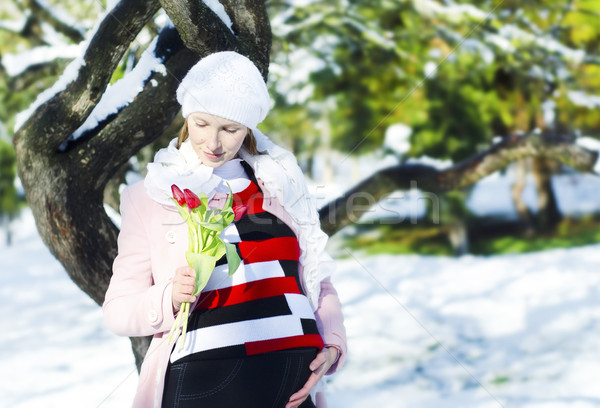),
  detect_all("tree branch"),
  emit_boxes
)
[14,0,160,153]
[158,0,237,57]
[159,0,271,78]
[23,0,85,43]
[220,0,272,78]
[78,27,199,191]
[319,133,599,236]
